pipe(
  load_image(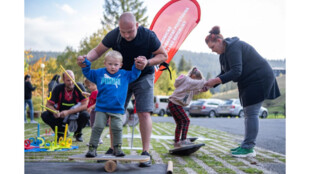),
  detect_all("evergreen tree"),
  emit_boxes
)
[178,55,187,73]
[101,0,148,30]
